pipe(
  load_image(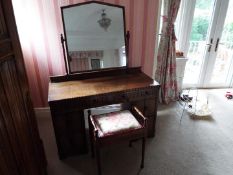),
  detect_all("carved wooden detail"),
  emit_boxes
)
[0,2,7,39]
